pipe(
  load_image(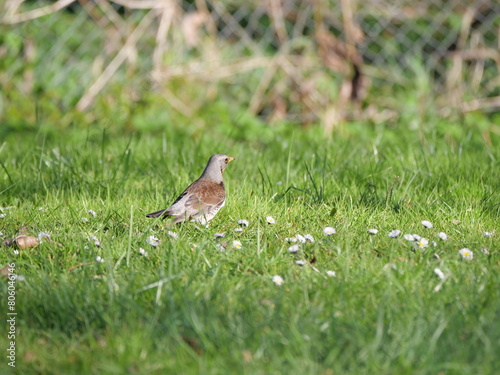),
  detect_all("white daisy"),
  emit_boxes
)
[295,234,306,243]
[459,248,473,260]
[437,232,448,240]
[0,214,6,219]
[238,219,249,227]
[90,235,101,247]
[38,231,51,240]
[146,235,160,247]
[95,256,105,263]
[388,229,401,238]
[421,220,433,228]
[288,244,300,253]
[326,270,336,277]
[139,248,149,257]
[484,232,493,237]
[481,248,490,255]
[167,231,178,240]
[13,249,19,255]
[88,210,97,218]
[367,229,378,235]
[285,237,298,243]
[415,238,429,250]
[232,240,242,249]
[266,216,276,224]
[214,232,225,238]
[403,234,415,241]
[323,227,336,235]
[304,234,315,243]
[272,275,284,286]
[434,268,445,280]
[216,243,226,251]
[0,231,3,236]
[234,228,243,233]
[412,234,421,241]
[81,217,89,223]
[295,260,306,266]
